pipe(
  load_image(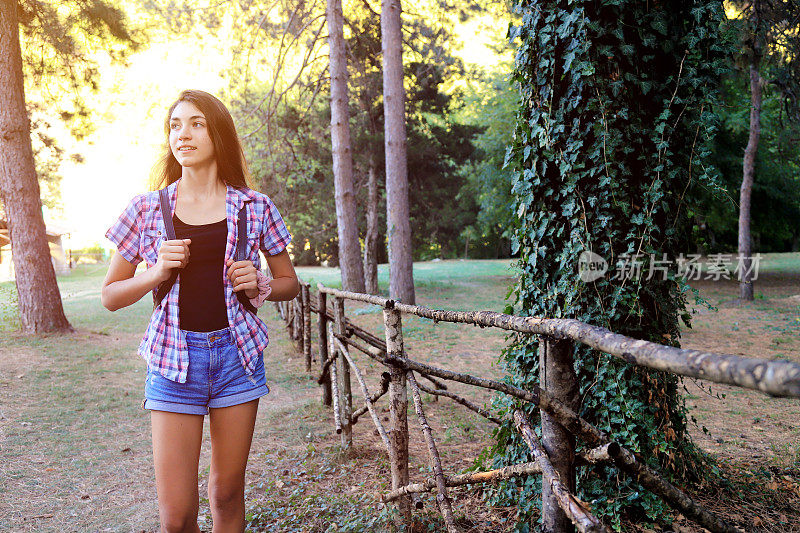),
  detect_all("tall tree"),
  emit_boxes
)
[494,0,726,528]
[730,0,800,300]
[327,0,365,292]
[381,0,414,305]
[0,0,134,333]
[217,0,490,269]
[363,151,380,293]
[0,0,71,333]
[347,9,385,293]
[699,72,800,255]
